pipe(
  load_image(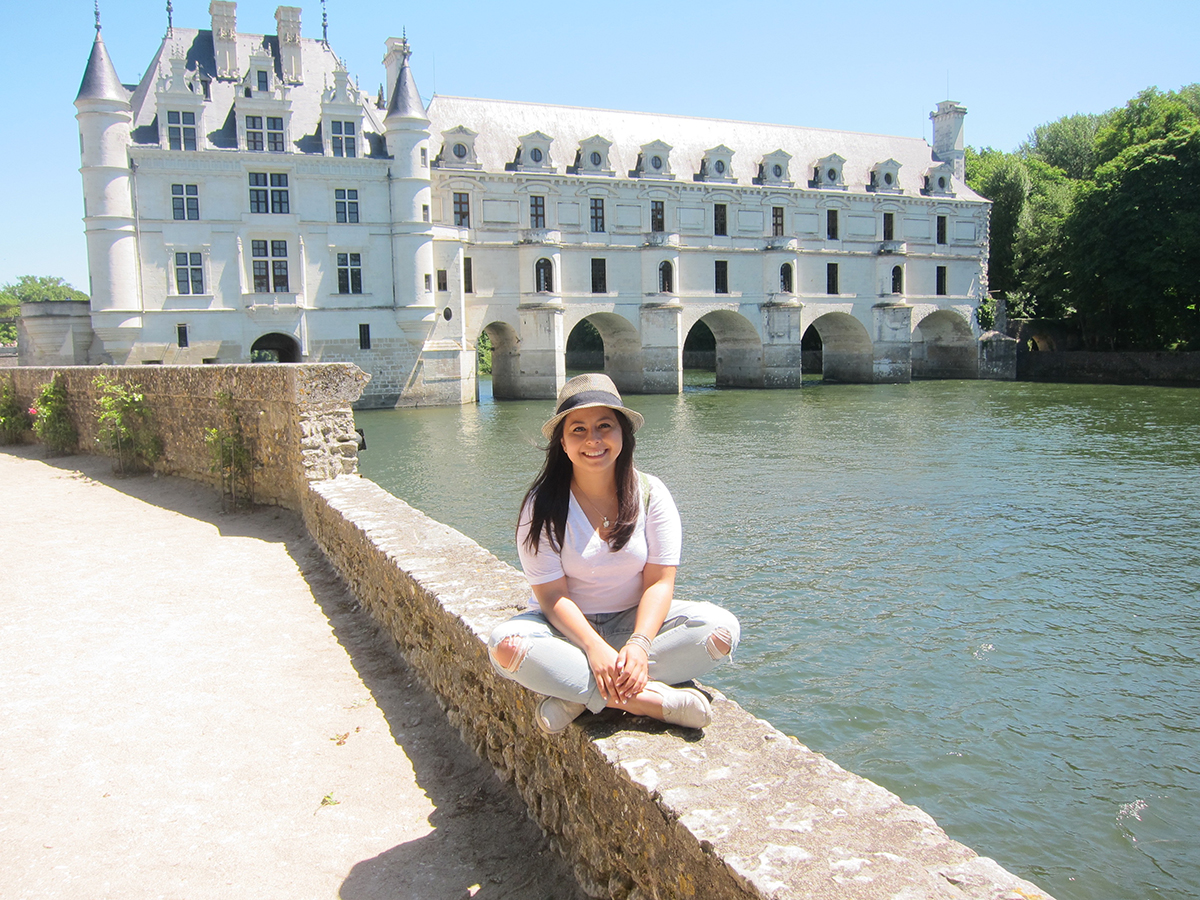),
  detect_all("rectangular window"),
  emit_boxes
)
[270,173,289,214]
[436,269,448,292]
[530,195,546,229]
[267,117,285,152]
[176,324,189,348]
[422,204,430,223]
[936,265,948,296]
[772,206,784,237]
[883,212,895,241]
[827,209,839,240]
[359,323,371,350]
[337,252,363,294]
[936,215,948,245]
[257,70,269,92]
[251,240,270,292]
[245,115,264,152]
[331,120,356,157]
[463,257,474,293]
[171,184,199,221]
[271,240,289,292]
[827,262,839,295]
[590,198,606,233]
[651,200,665,233]
[173,252,203,294]
[715,260,729,294]
[420,147,428,166]
[453,192,470,227]
[591,258,607,294]
[424,273,432,291]
[714,203,727,236]
[167,110,196,151]
[249,173,269,213]
[335,188,359,223]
